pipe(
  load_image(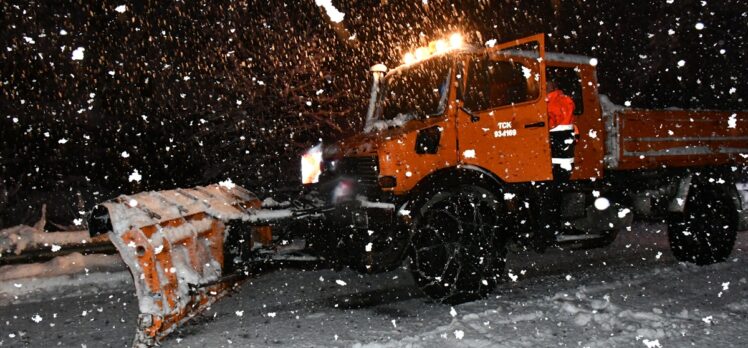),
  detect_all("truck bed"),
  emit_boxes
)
[605,109,748,171]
